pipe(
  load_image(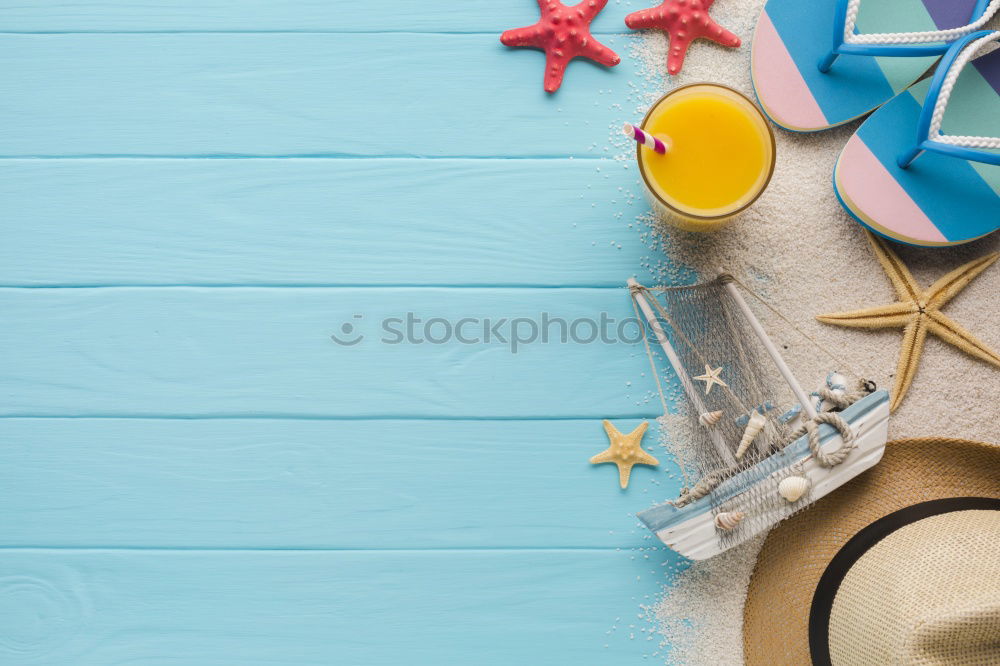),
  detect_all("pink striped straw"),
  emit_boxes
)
[623,122,669,154]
